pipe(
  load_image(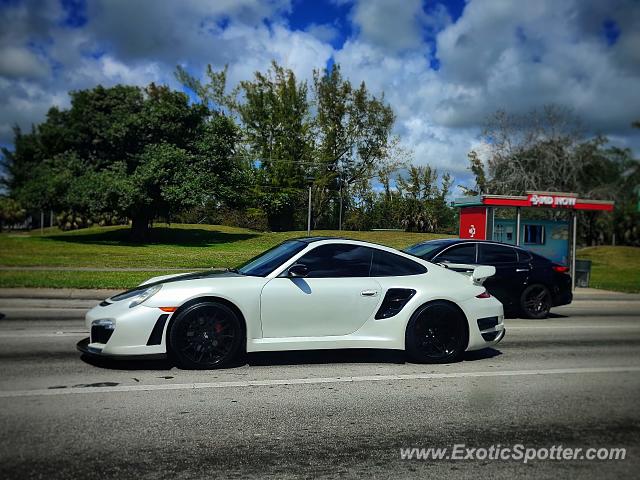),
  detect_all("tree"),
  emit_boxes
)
[1,84,240,239]
[236,63,312,230]
[177,62,397,231]
[460,150,487,196]
[471,106,640,245]
[0,197,26,231]
[396,164,455,233]
[480,105,586,195]
[312,64,395,228]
